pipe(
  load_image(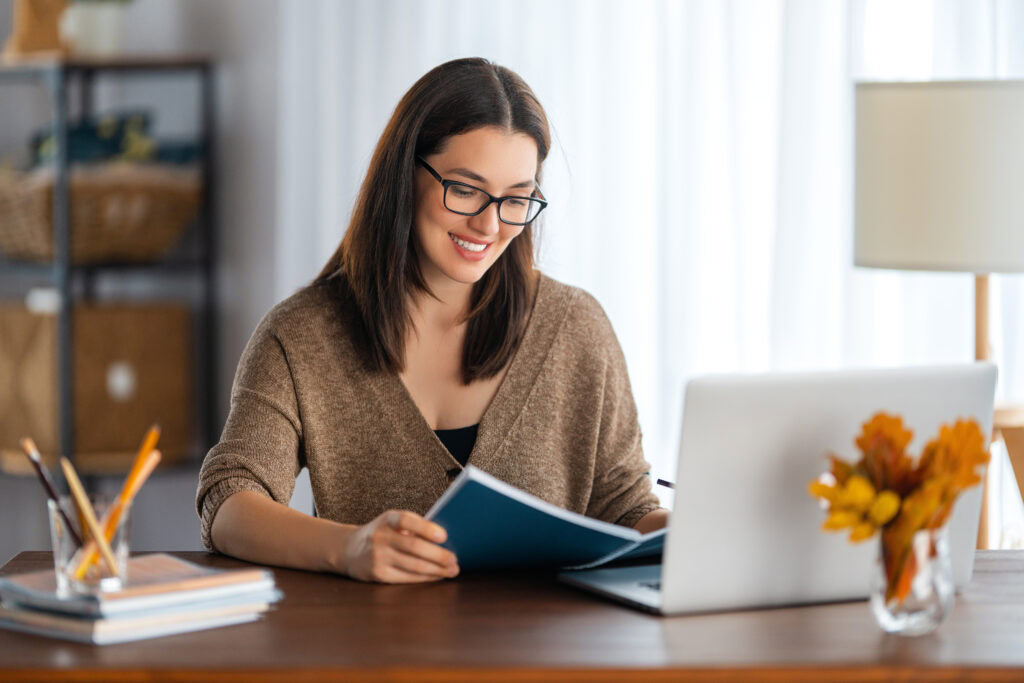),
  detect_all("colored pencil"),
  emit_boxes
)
[60,458,121,578]
[20,438,83,548]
